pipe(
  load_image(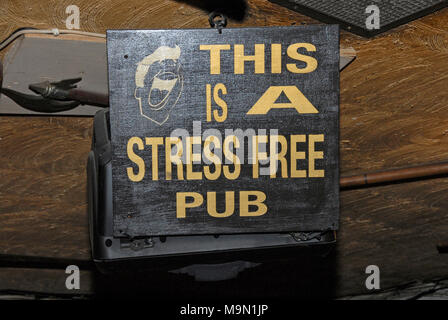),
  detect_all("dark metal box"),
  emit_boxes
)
[87,109,335,273]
